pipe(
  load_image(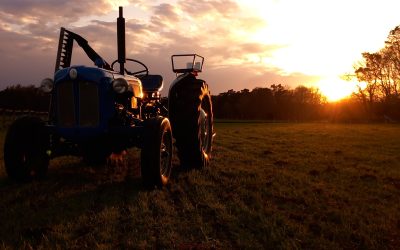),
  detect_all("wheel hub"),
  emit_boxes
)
[200,108,210,153]
[160,130,172,176]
